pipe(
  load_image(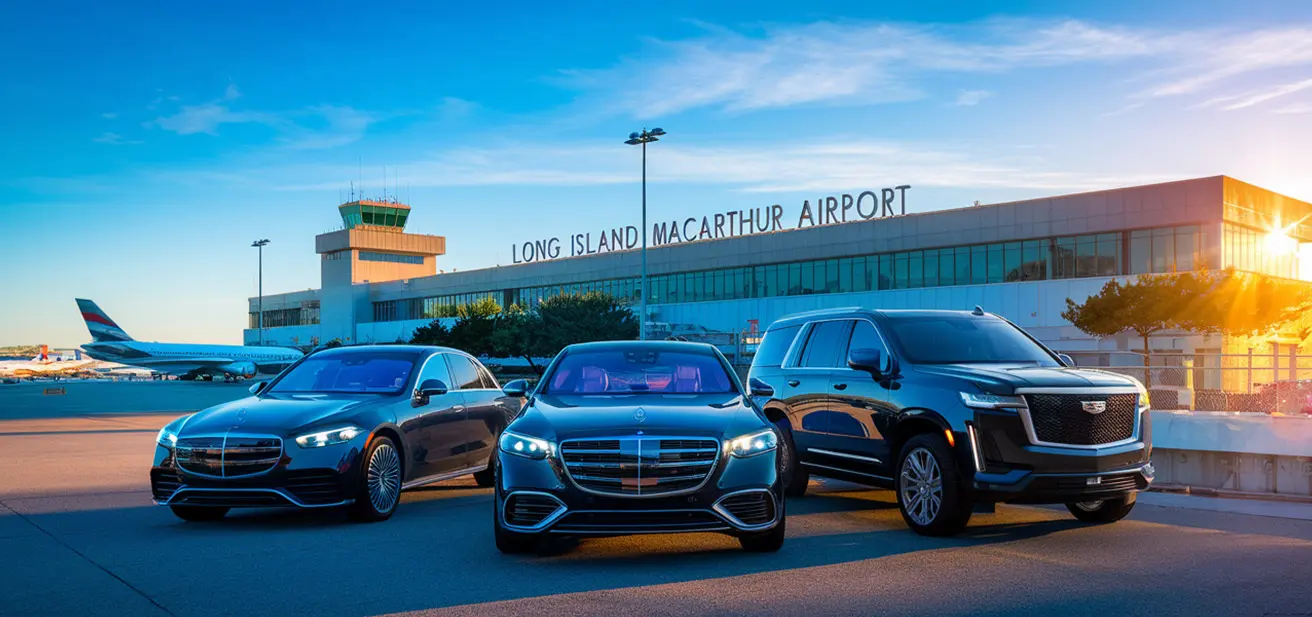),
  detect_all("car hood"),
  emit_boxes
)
[913,363,1139,394]
[510,393,767,441]
[178,393,388,437]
